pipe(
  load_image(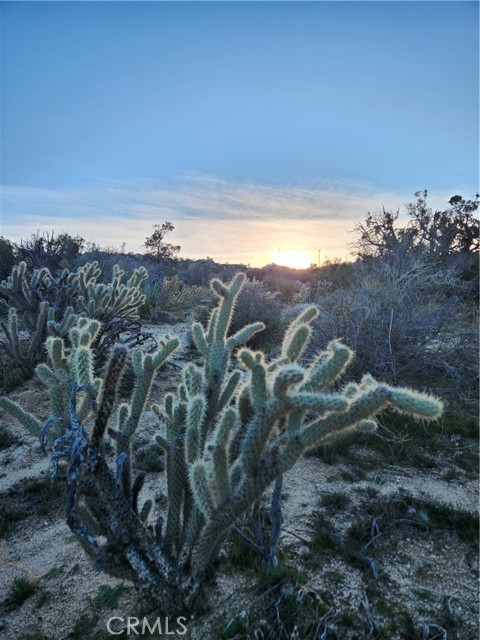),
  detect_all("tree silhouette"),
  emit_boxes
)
[352,191,479,262]
[144,222,181,263]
